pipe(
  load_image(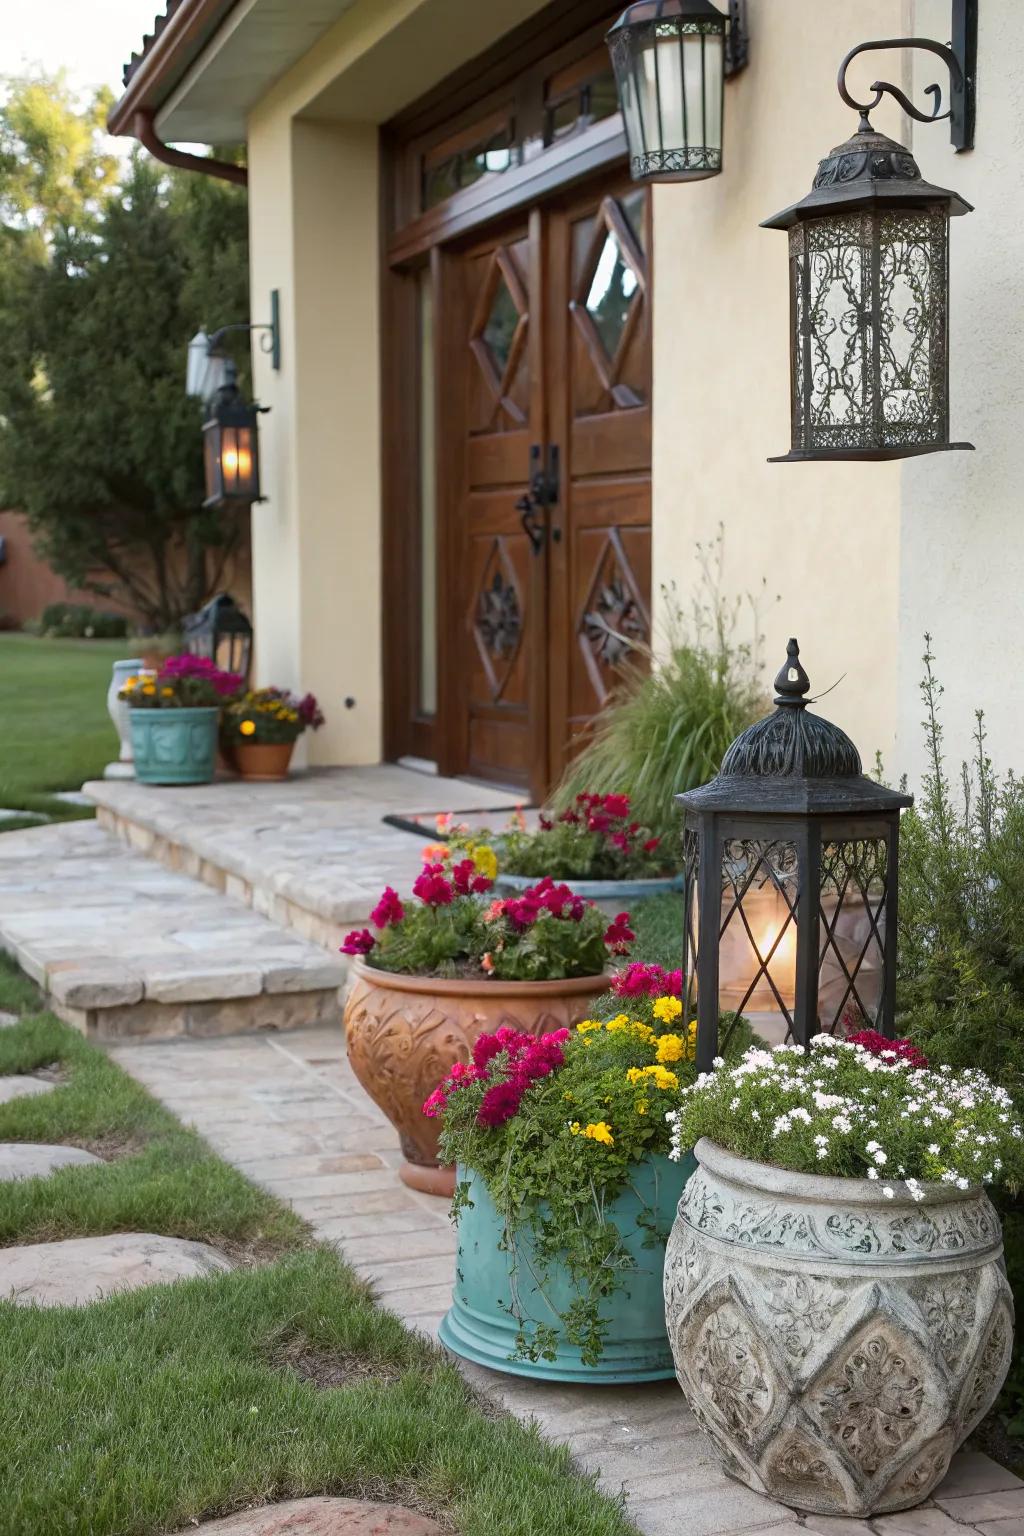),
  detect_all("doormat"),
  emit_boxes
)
[382,807,540,840]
